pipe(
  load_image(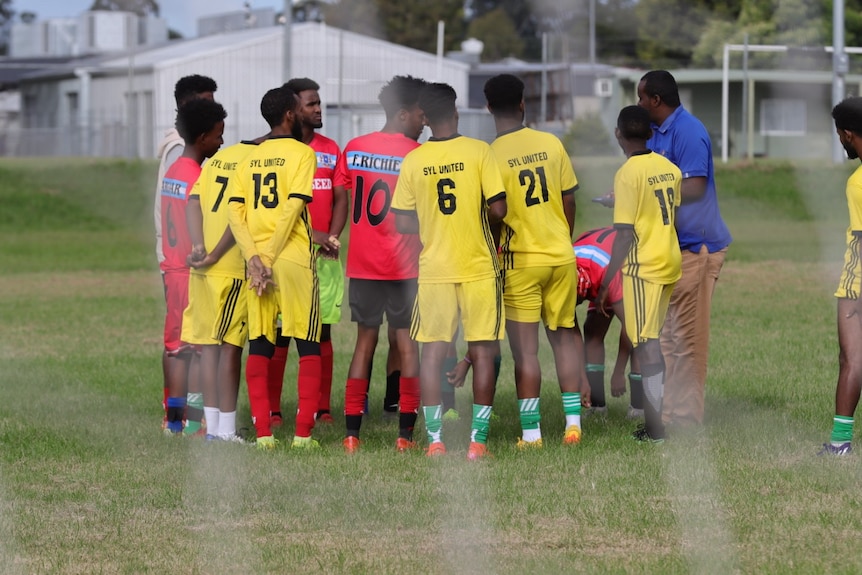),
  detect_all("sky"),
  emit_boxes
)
[25,1,289,38]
